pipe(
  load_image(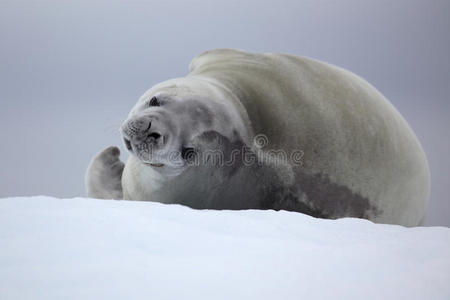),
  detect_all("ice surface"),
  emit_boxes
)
[0,196,449,300]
